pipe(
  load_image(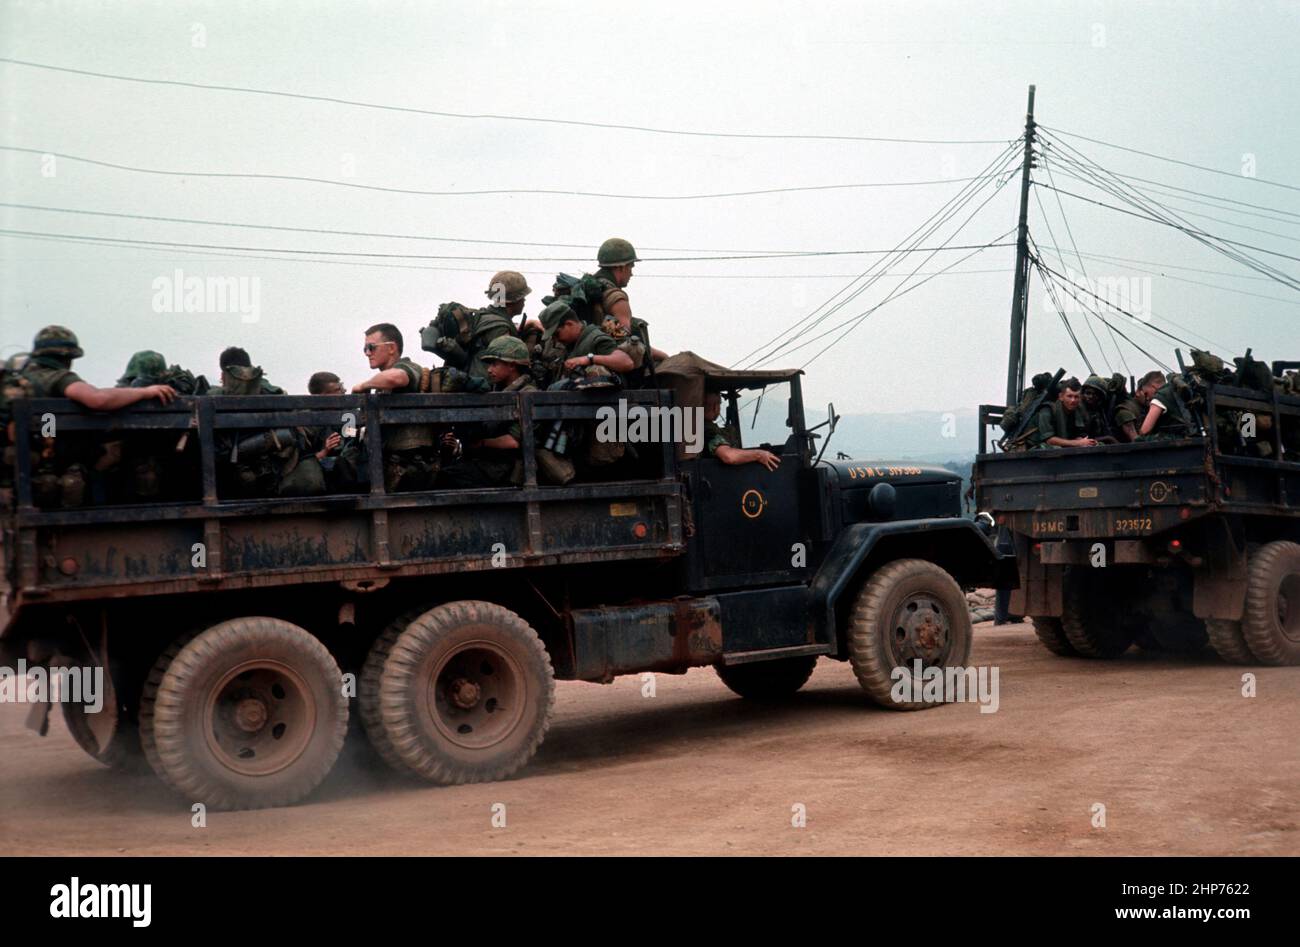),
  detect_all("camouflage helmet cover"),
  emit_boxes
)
[486,270,532,303]
[479,335,531,367]
[118,350,167,385]
[32,325,84,359]
[597,237,639,267]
